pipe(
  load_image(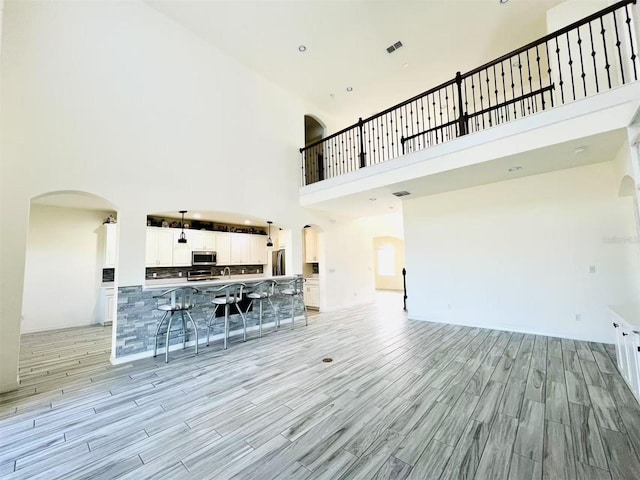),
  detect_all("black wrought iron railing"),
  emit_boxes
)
[300,0,638,186]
